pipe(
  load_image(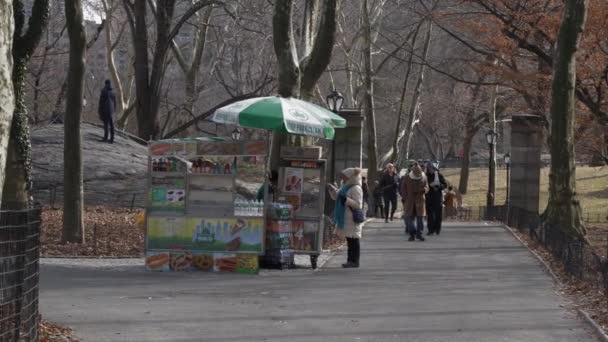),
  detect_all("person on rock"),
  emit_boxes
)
[379,163,400,223]
[328,168,365,268]
[401,163,428,241]
[425,161,447,235]
[98,79,116,143]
